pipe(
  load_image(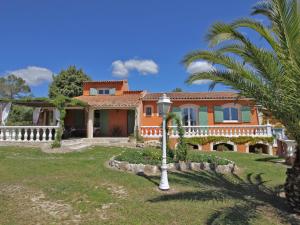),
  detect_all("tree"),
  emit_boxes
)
[172,87,183,92]
[49,65,91,98]
[183,0,300,211]
[0,74,31,99]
